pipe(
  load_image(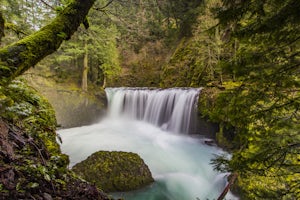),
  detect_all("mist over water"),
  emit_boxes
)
[59,88,238,200]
